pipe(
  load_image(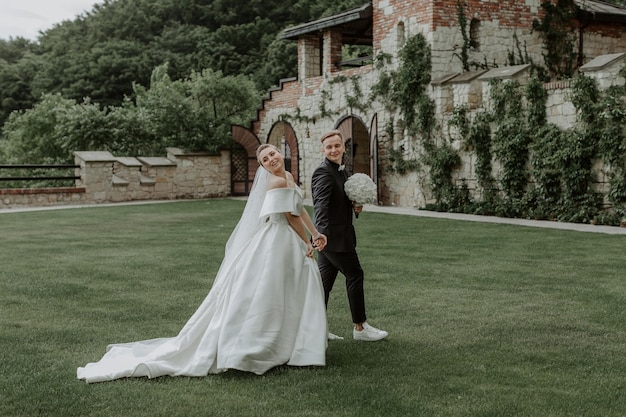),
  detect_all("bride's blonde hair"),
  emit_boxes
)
[256,143,280,164]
